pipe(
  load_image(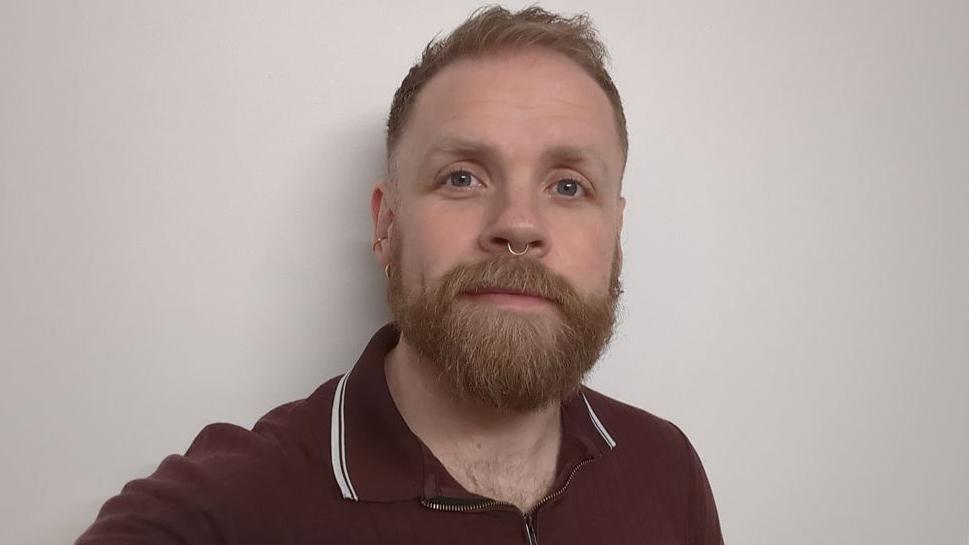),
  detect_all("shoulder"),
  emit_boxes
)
[579,386,724,544]
[578,385,712,493]
[180,373,347,505]
[76,373,347,545]
[580,385,696,459]
[186,373,343,463]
